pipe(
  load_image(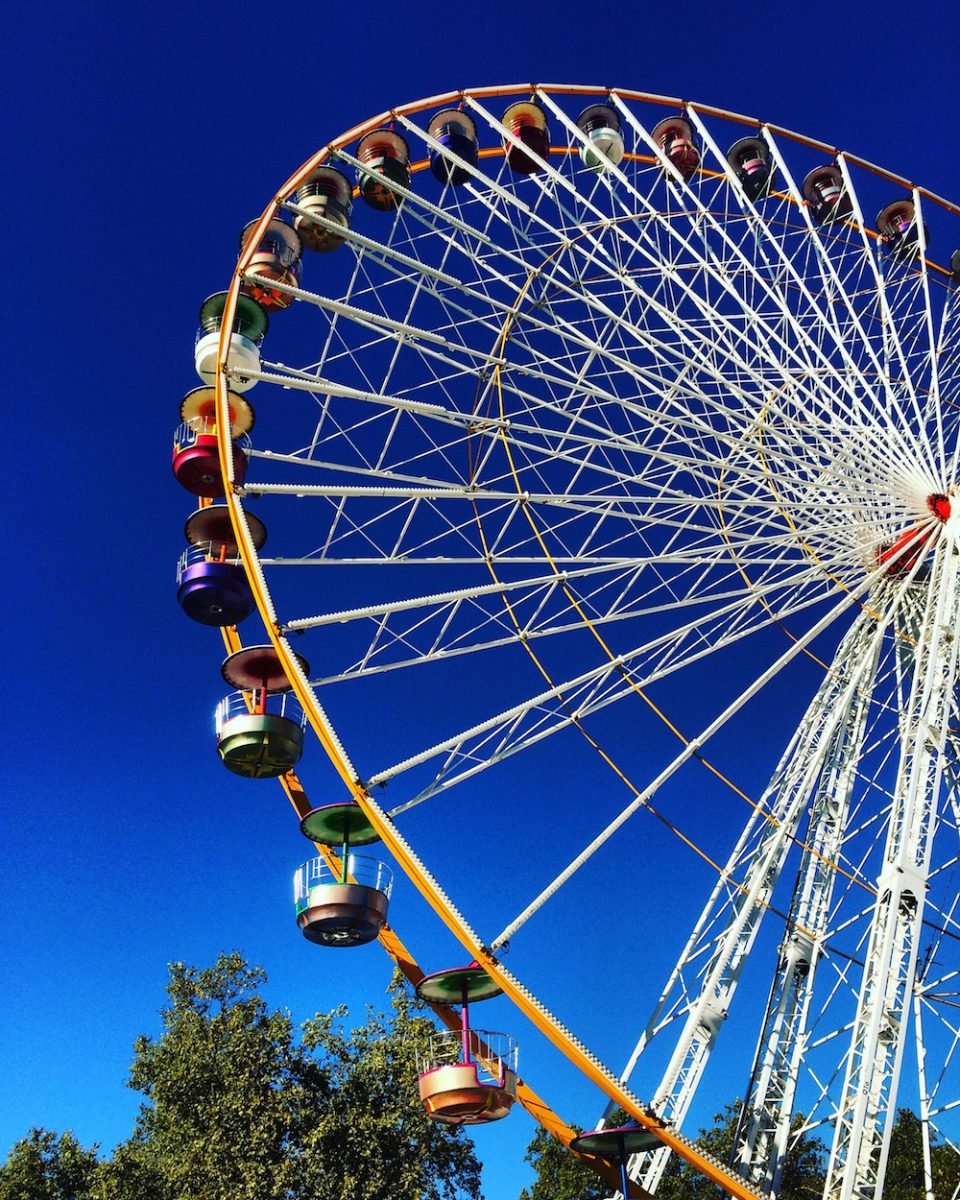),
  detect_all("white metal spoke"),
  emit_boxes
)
[204,87,960,1200]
